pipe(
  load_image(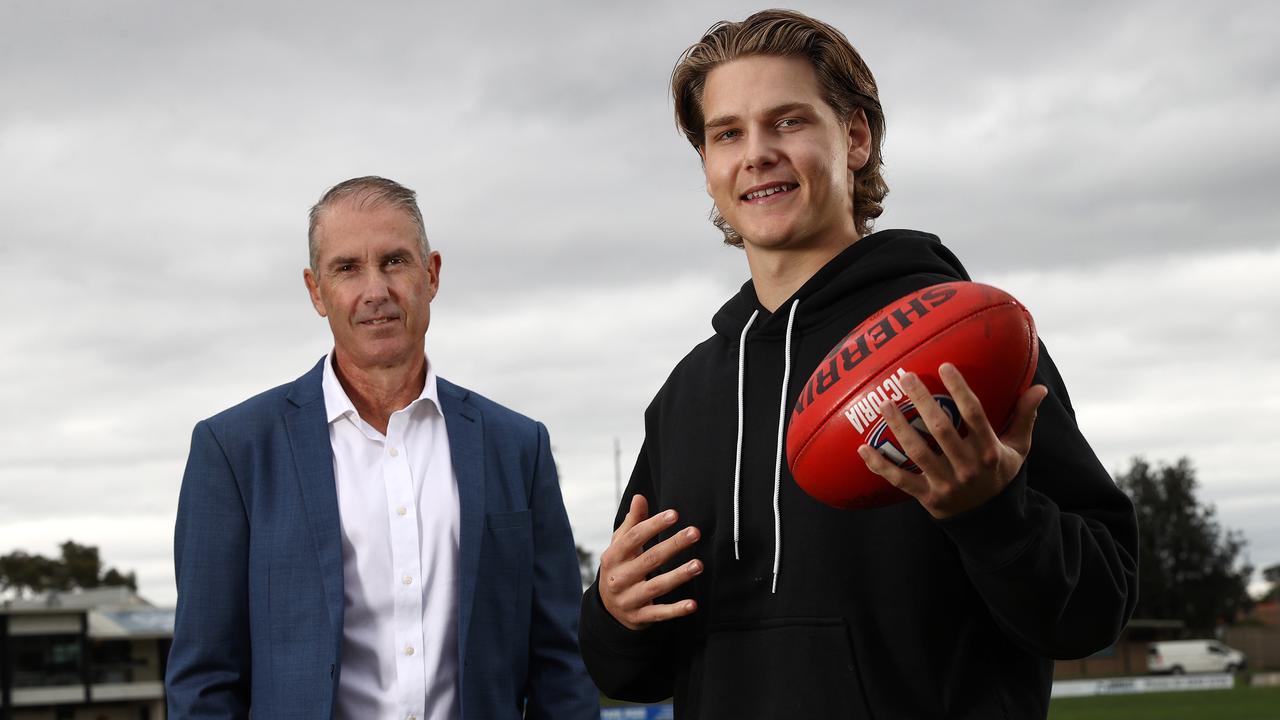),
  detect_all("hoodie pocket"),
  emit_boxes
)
[693,617,871,719]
